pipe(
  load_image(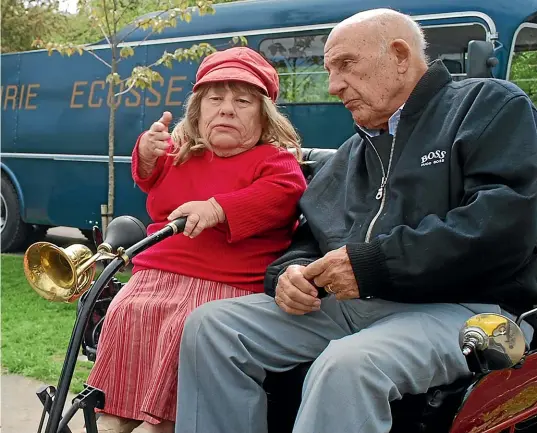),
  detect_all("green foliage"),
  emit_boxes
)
[119,46,135,58]
[1,0,241,53]
[106,72,122,85]
[1,0,67,53]
[126,66,164,90]
[232,35,248,46]
[510,50,537,105]
[262,34,339,104]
